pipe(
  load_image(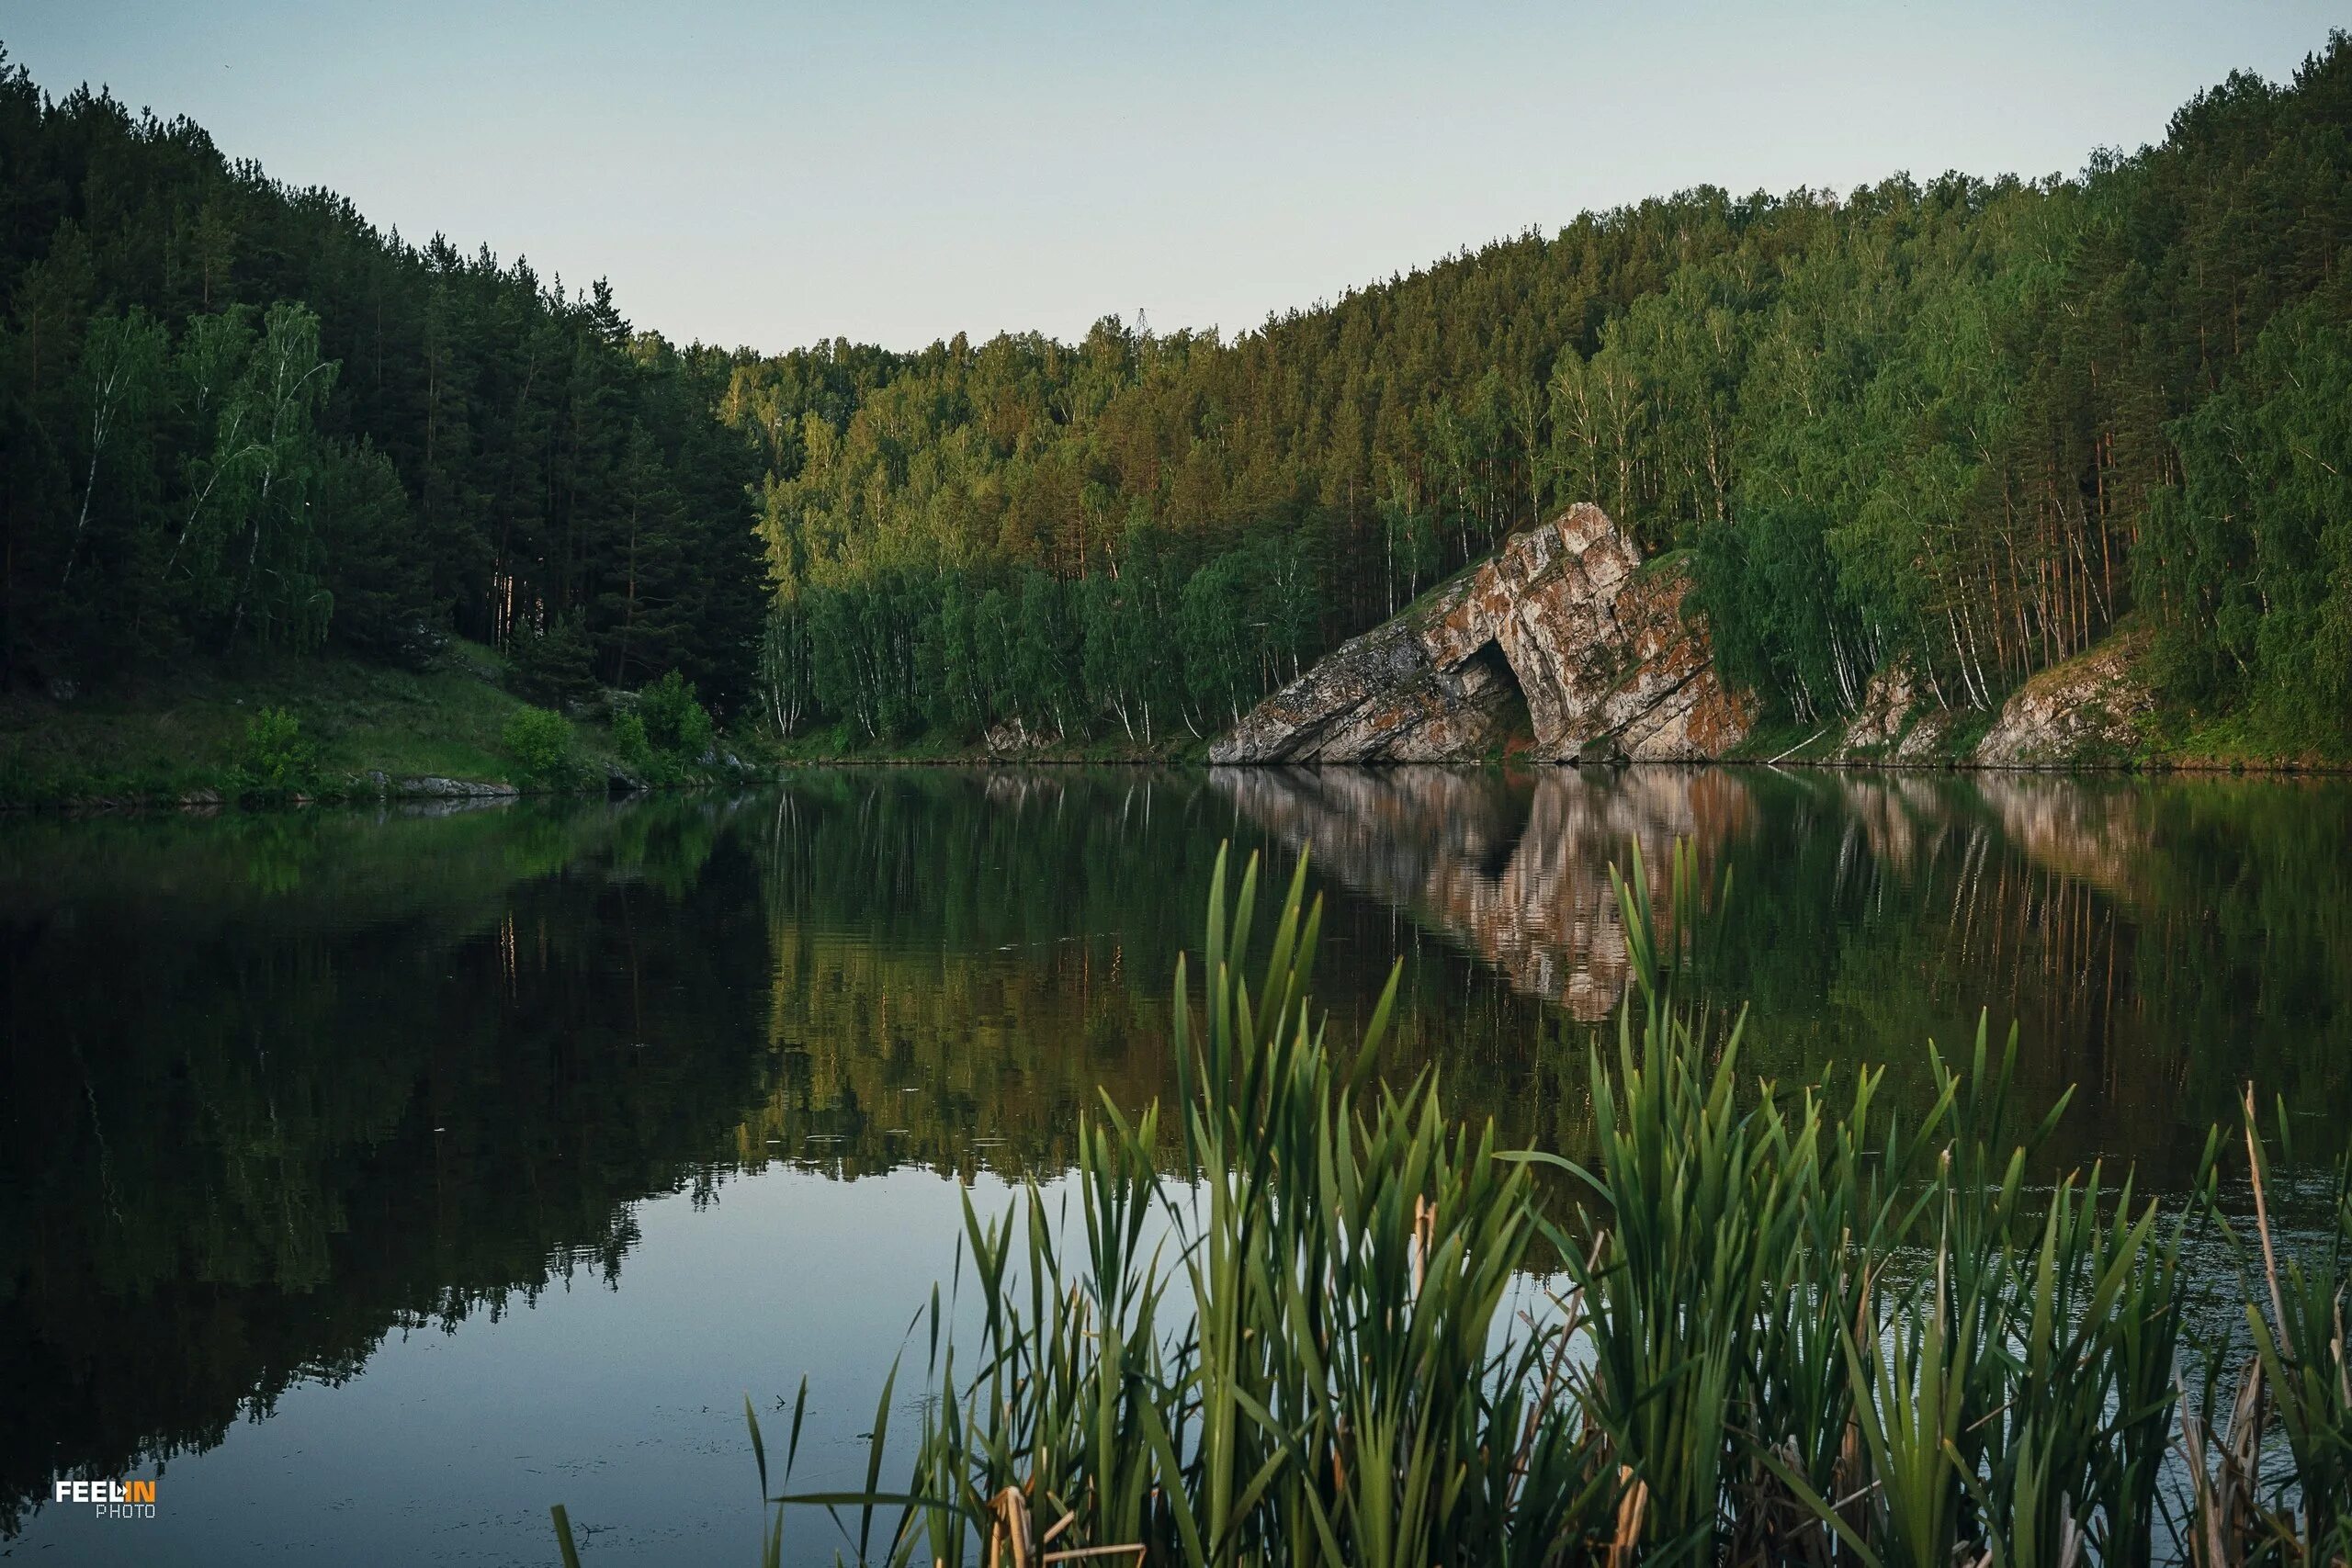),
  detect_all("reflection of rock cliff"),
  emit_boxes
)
[1210,505,1754,764]
[1211,765,1752,1018]
[1973,774,2149,896]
